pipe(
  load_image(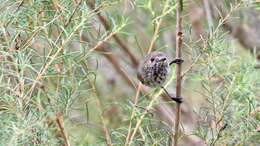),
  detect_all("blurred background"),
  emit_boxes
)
[0,0,259,145]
